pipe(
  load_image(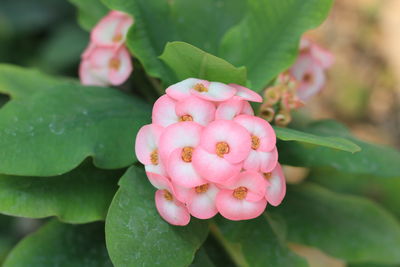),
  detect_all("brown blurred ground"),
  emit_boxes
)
[306,0,400,148]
